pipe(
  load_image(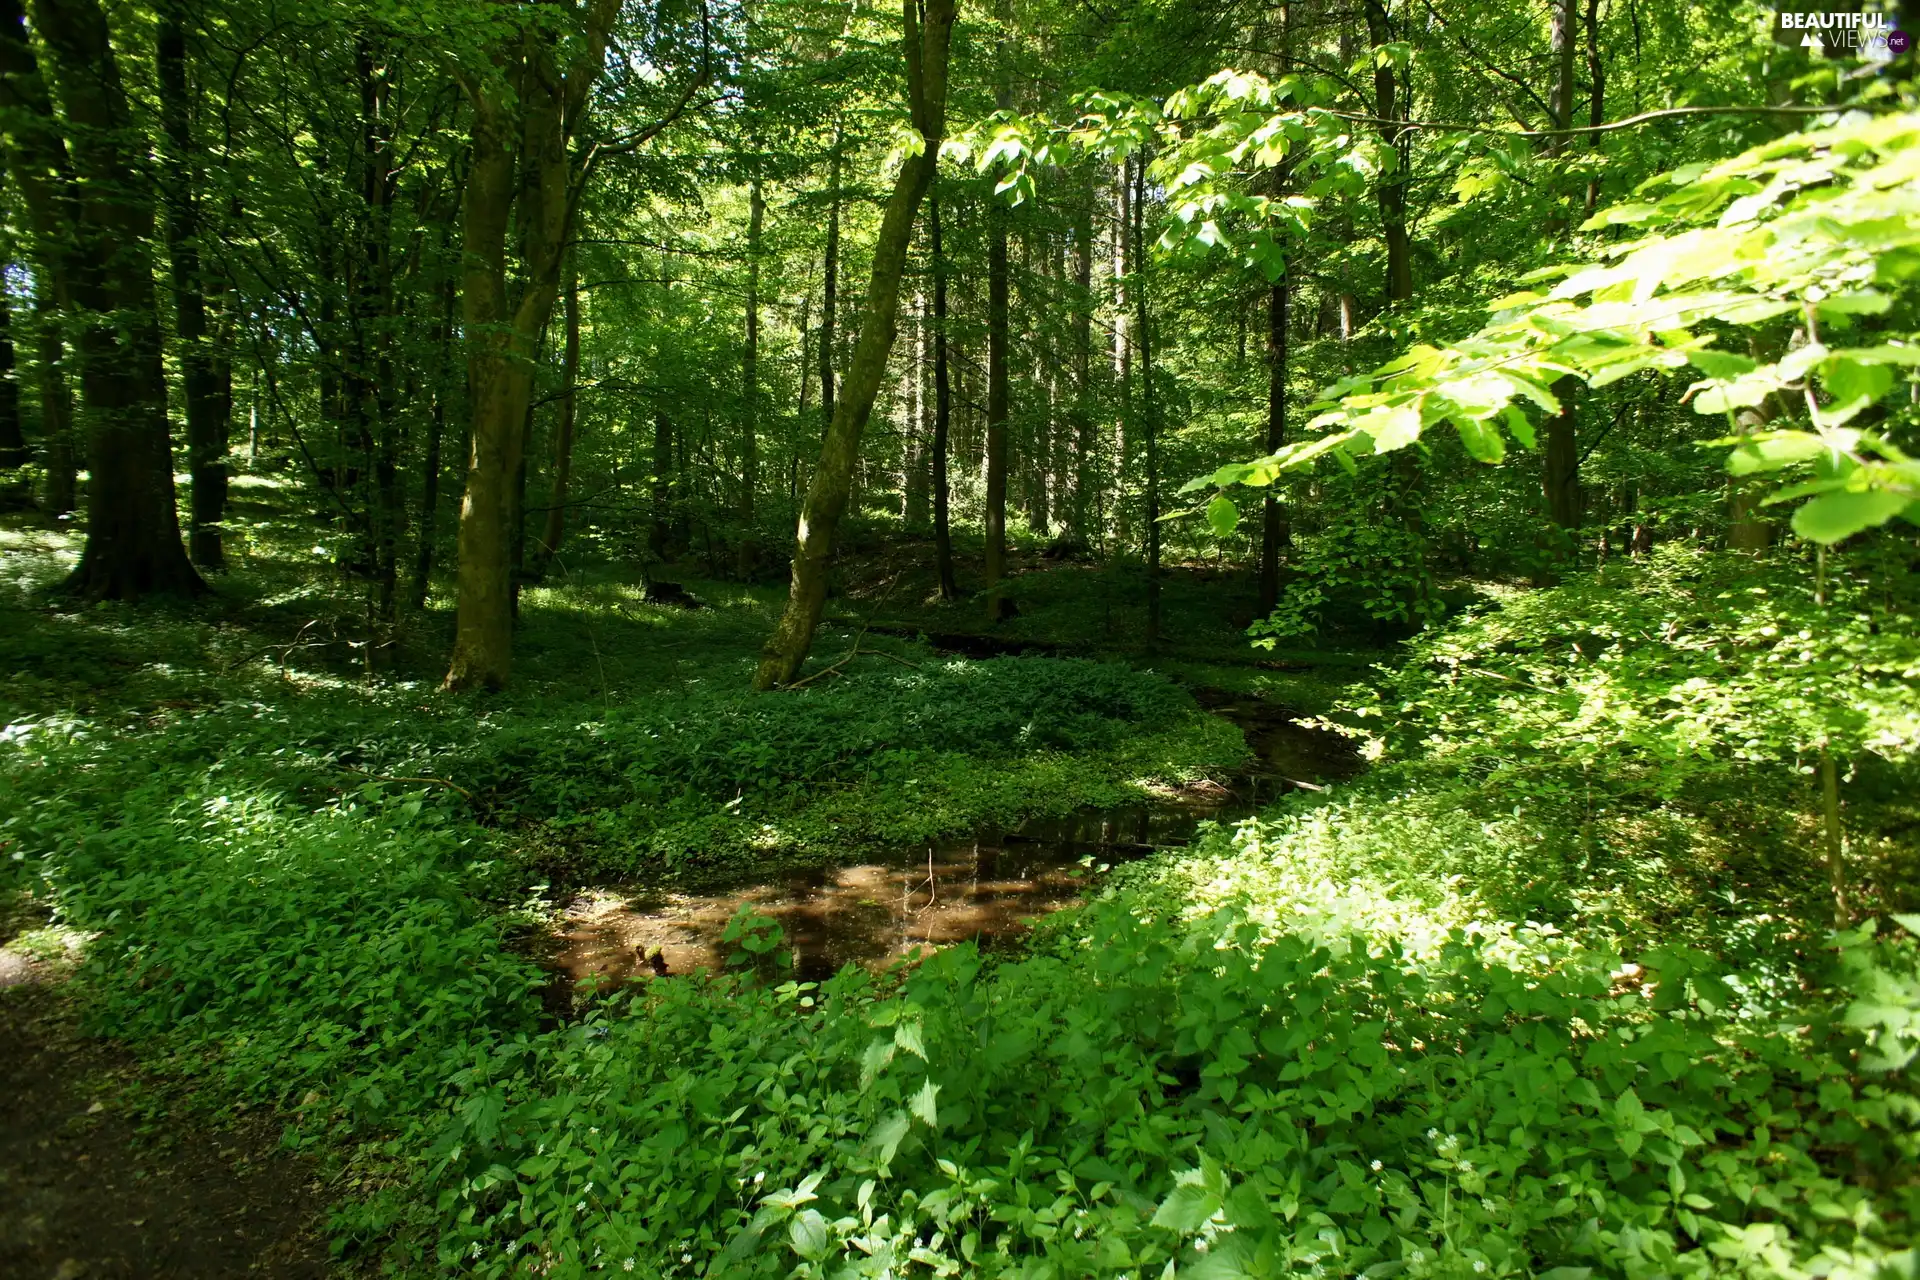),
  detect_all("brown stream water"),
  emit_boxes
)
[540,695,1359,993]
